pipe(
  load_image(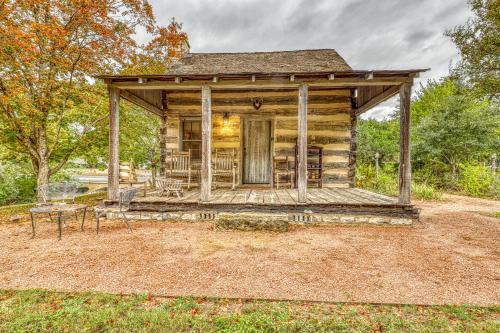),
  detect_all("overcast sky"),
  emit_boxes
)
[140,0,472,119]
